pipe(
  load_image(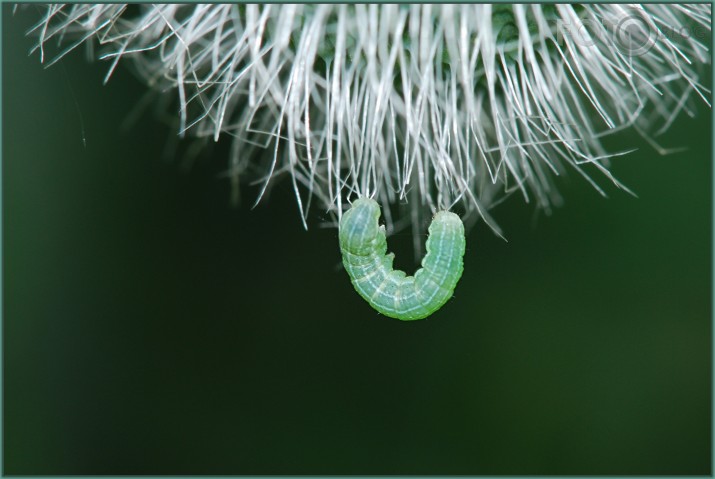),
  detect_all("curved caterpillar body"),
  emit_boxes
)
[339,198,466,321]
